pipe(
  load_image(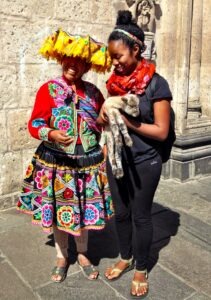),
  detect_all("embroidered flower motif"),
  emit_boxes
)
[86,188,94,198]
[63,188,74,199]
[74,214,80,224]
[25,163,34,178]
[84,204,99,225]
[35,169,45,189]
[55,116,72,132]
[63,173,72,183]
[42,204,53,227]
[57,118,71,131]
[57,206,74,227]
